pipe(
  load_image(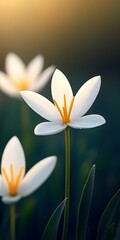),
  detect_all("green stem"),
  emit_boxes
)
[62,126,70,240]
[10,204,16,240]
